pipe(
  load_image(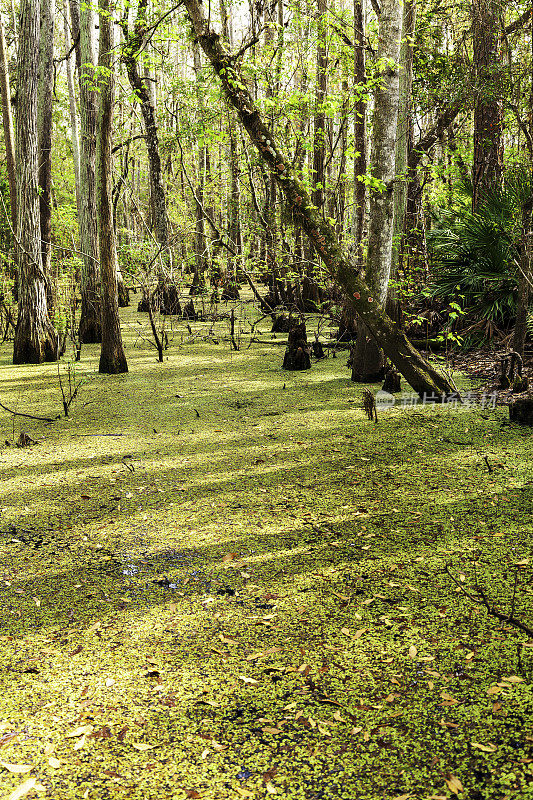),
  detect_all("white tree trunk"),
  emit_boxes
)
[366,0,403,304]
[389,0,416,318]
[351,0,402,380]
